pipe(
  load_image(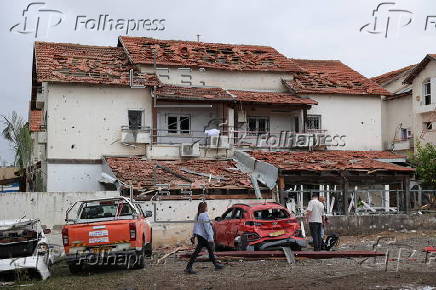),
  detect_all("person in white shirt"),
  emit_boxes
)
[305,194,325,251]
[185,202,224,274]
